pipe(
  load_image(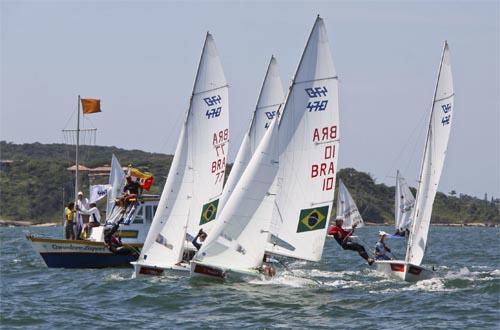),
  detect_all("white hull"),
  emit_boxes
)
[375,260,431,281]
[131,261,190,277]
[190,261,261,281]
